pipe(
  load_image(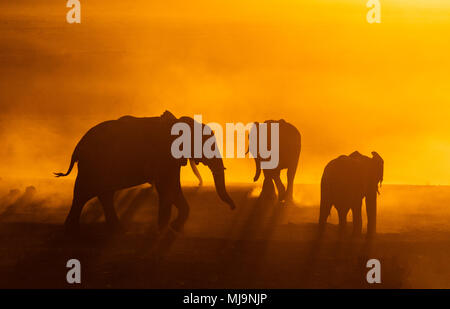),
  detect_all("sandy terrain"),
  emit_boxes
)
[0,178,449,288]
